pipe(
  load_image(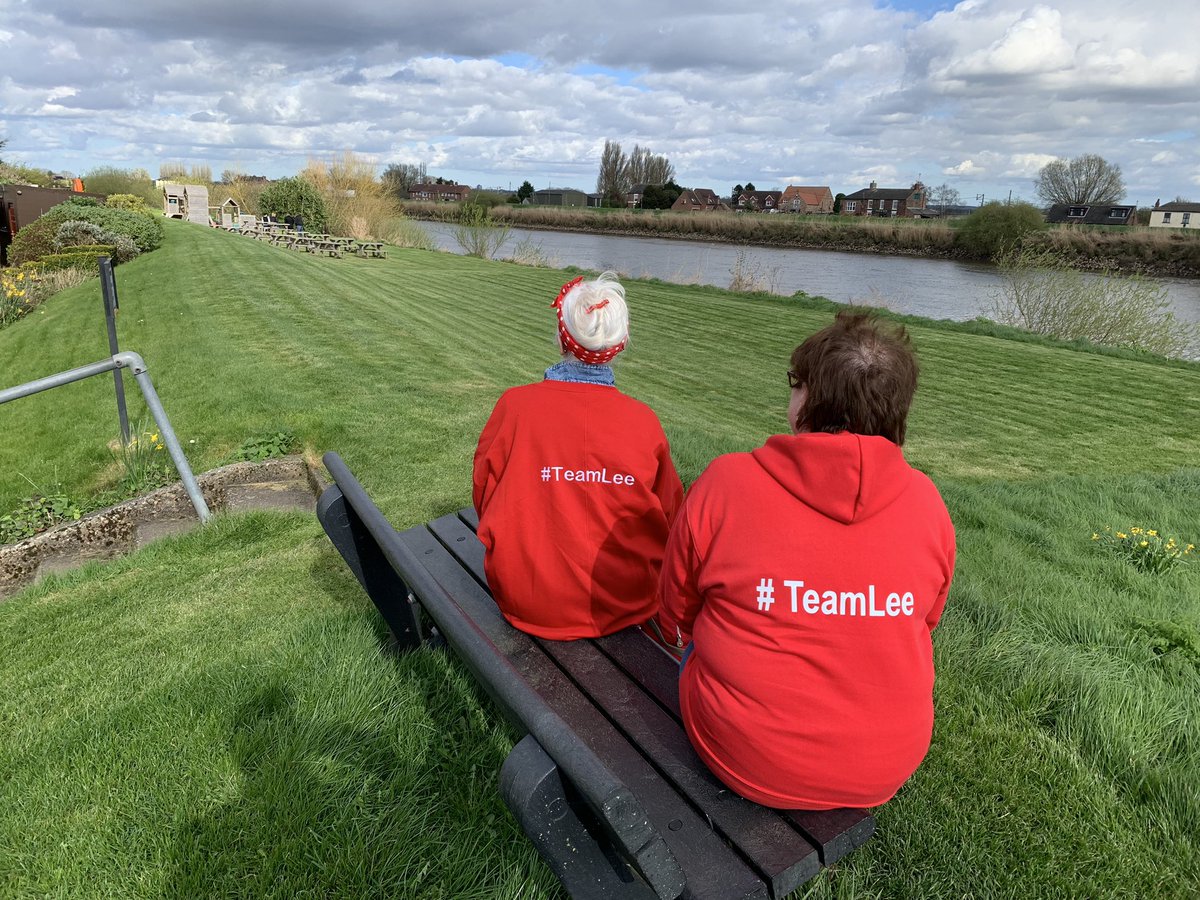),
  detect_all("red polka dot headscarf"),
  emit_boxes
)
[550,276,628,365]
